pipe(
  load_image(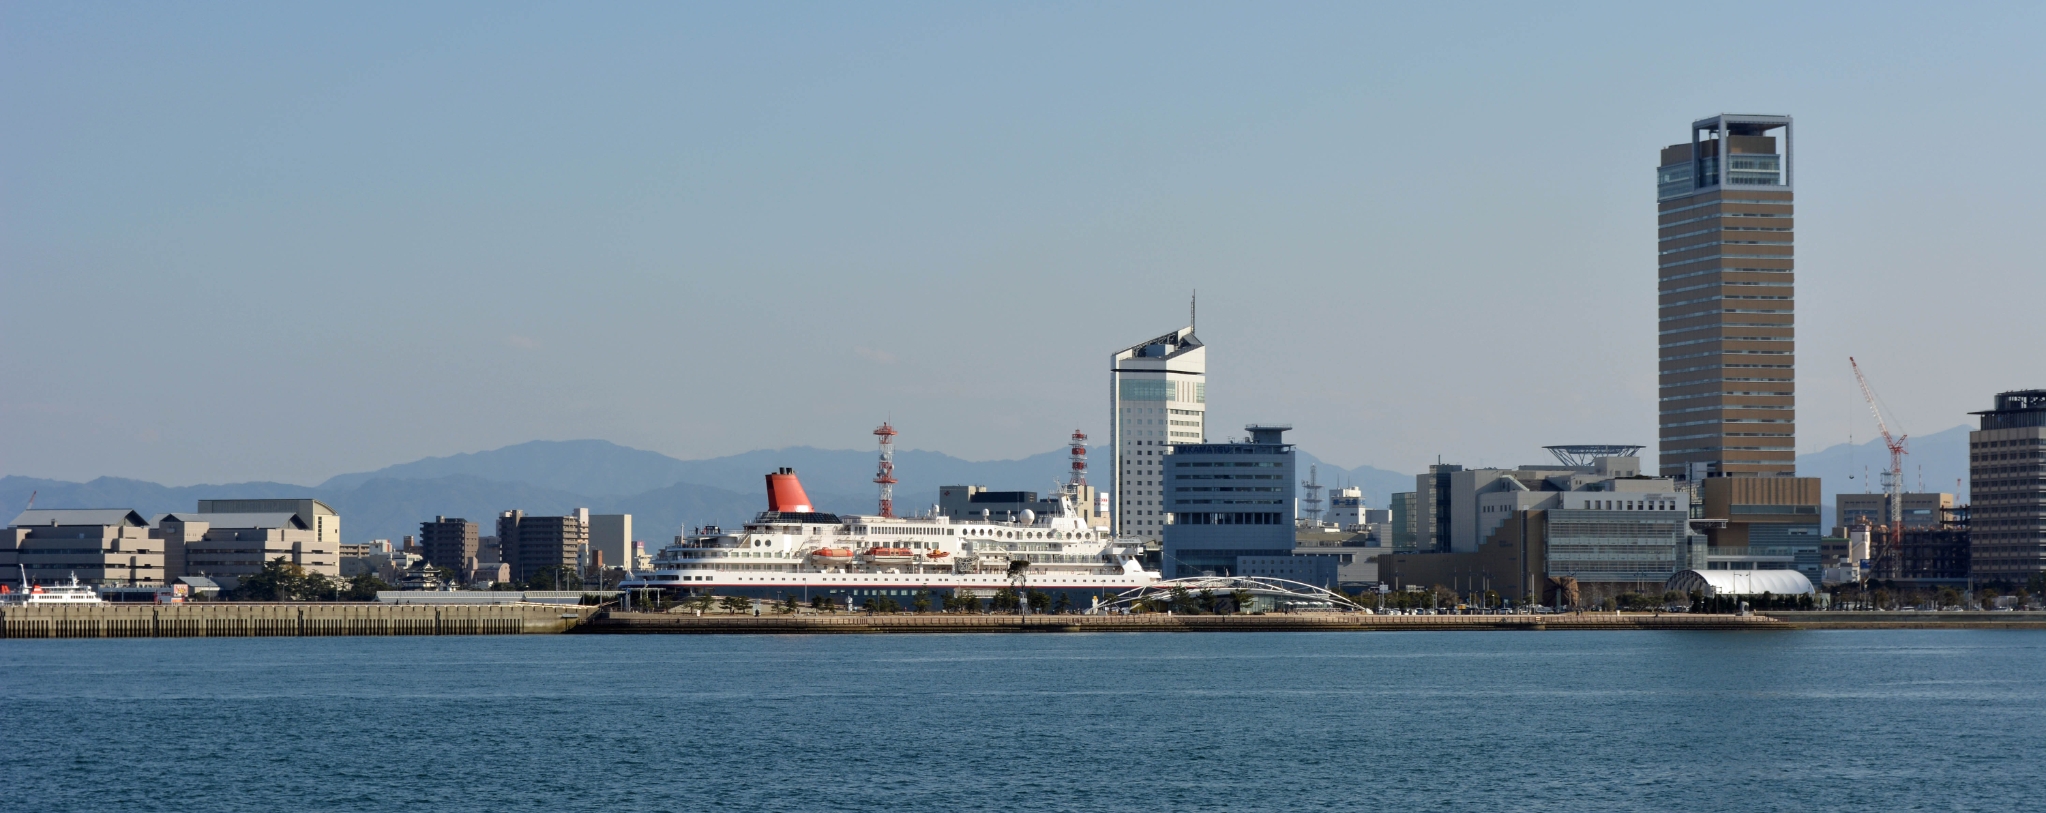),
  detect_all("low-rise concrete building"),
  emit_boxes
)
[195,498,338,548]
[158,512,339,582]
[2,509,163,586]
